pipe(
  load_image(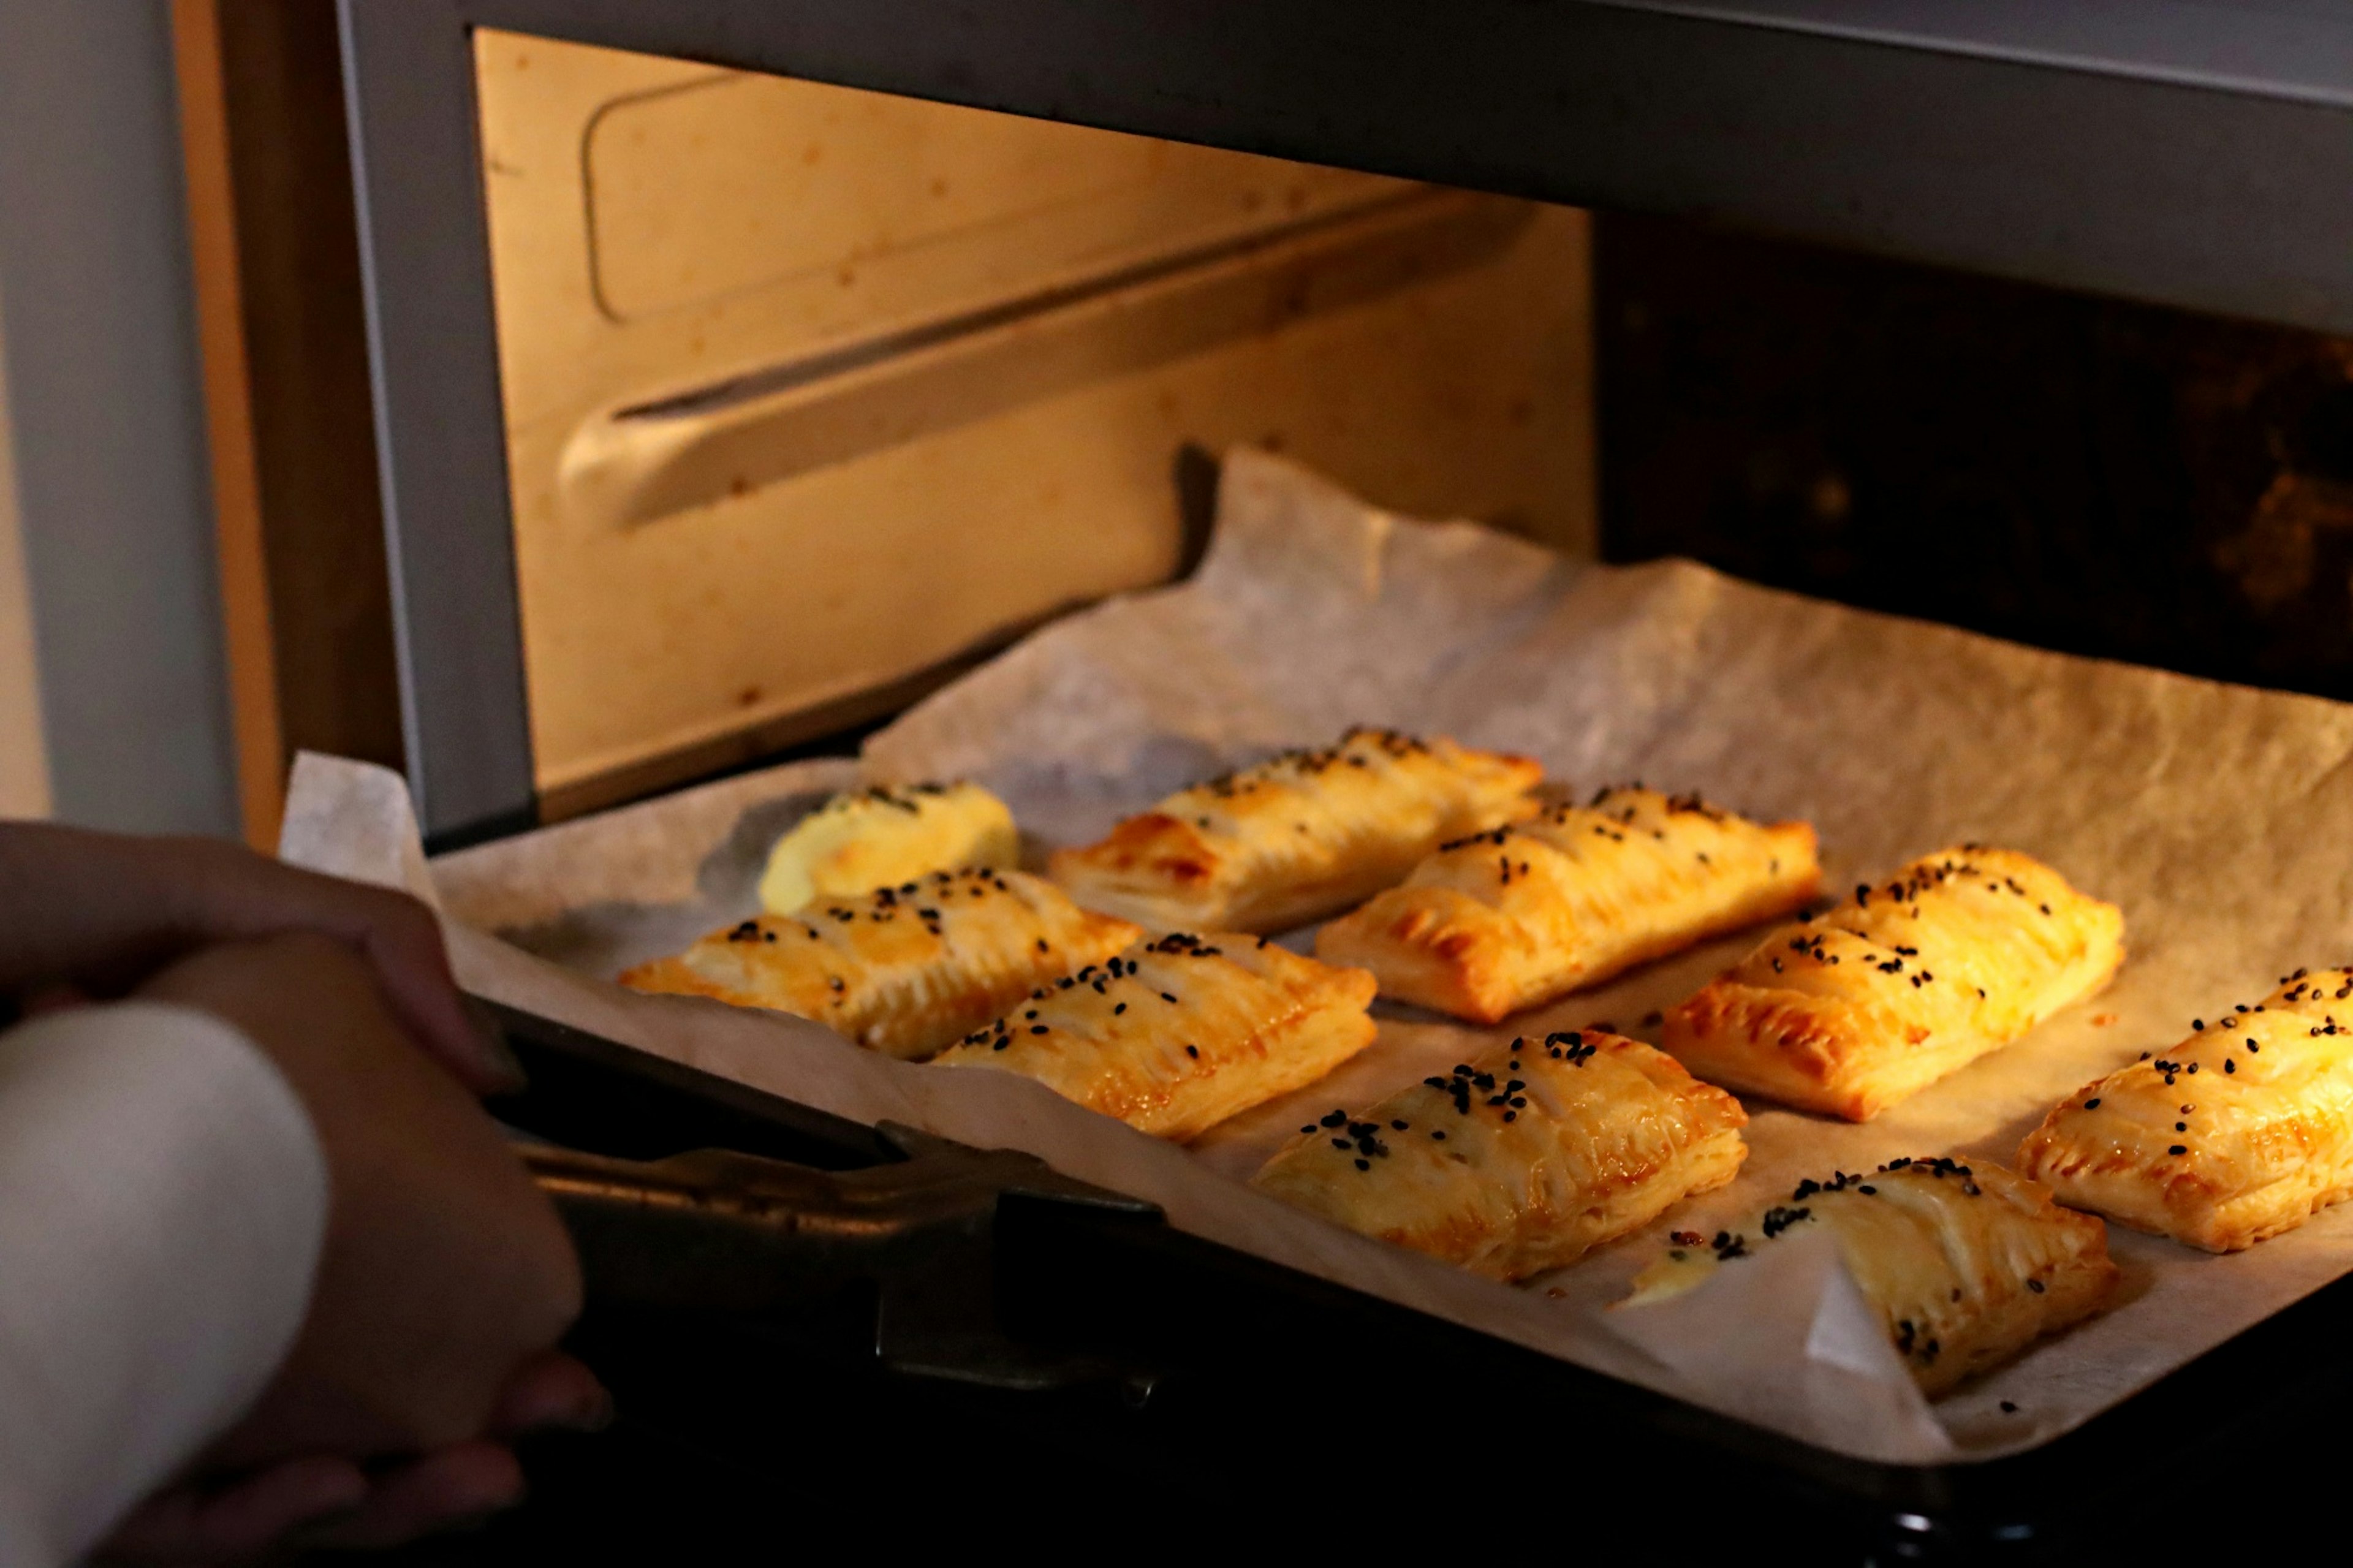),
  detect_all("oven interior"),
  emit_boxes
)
[283,8,2353,1558]
[457,28,2353,837]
